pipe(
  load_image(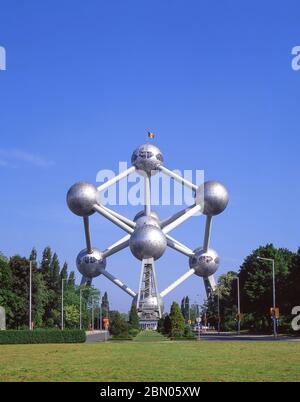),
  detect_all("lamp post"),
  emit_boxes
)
[257,256,277,338]
[79,287,83,330]
[29,260,33,331]
[91,297,94,331]
[235,276,241,335]
[217,288,221,334]
[61,278,66,330]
